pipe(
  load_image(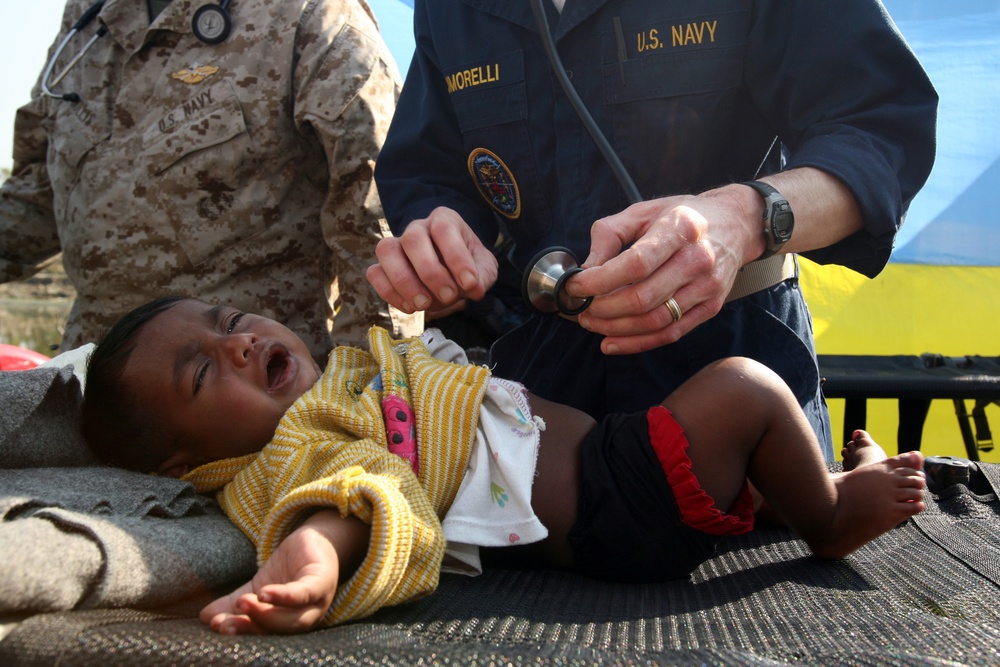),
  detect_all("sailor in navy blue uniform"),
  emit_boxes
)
[370,0,937,460]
